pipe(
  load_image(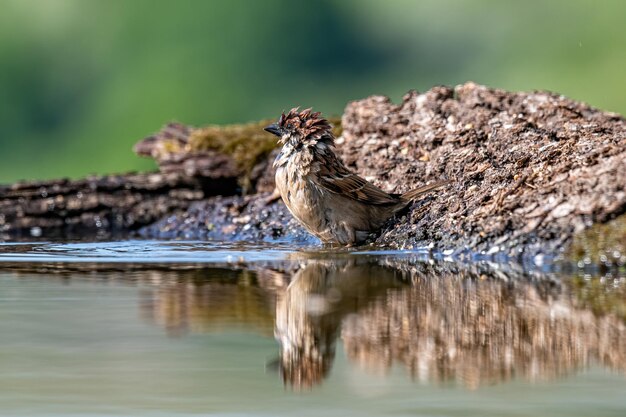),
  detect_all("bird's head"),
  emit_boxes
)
[264,108,334,149]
